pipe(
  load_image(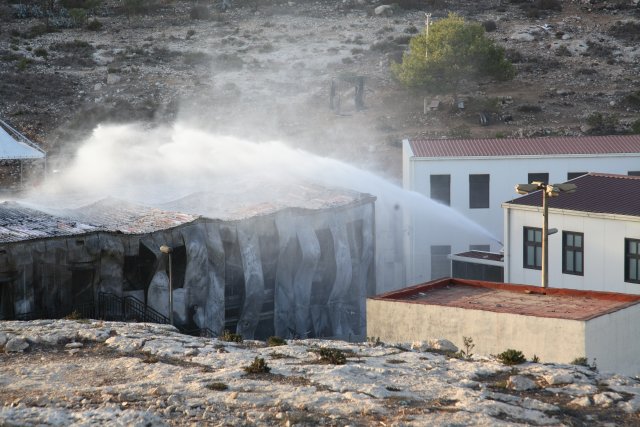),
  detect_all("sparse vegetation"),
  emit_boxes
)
[34,47,48,57]
[205,382,229,391]
[267,336,286,347]
[497,349,526,366]
[318,348,347,365]
[142,353,159,363]
[86,19,102,31]
[555,45,571,57]
[243,357,271,374]
[631,119,640,135]
[586,112,619,135]
[571,357,597,371]
[531,354,540,363]
[459,336,475,359]
[220,330,243,343]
